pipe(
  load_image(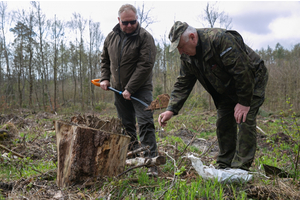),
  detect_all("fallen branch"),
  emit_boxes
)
[117,158,152,178]
[127,145,149,158]
[0,144,25,158]
[118,156,166,178]
[256,125,267,136]
[126,156,166,167]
